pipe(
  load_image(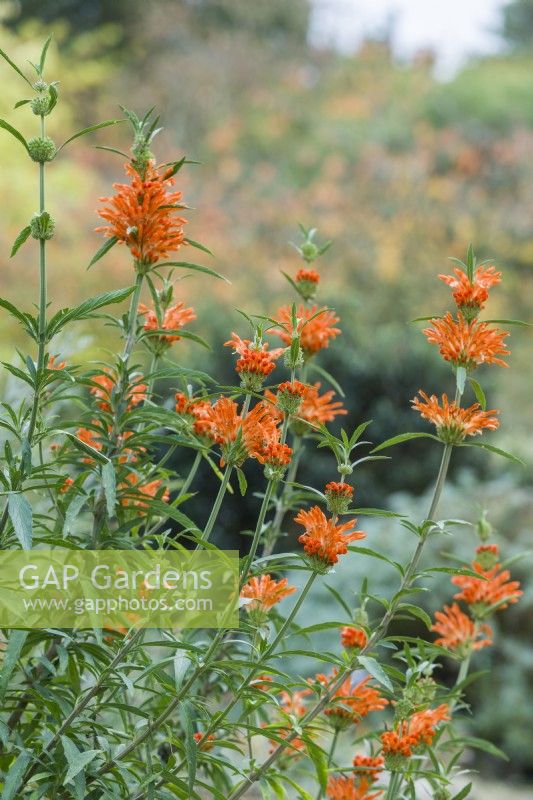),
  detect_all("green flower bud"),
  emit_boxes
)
[33,79,48,92]
[476,510,493,542]
[301,241,319,262]
[31,94,52,116]
[27,136,56,163]
[337,463,353,476]
[30,211,55,240]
